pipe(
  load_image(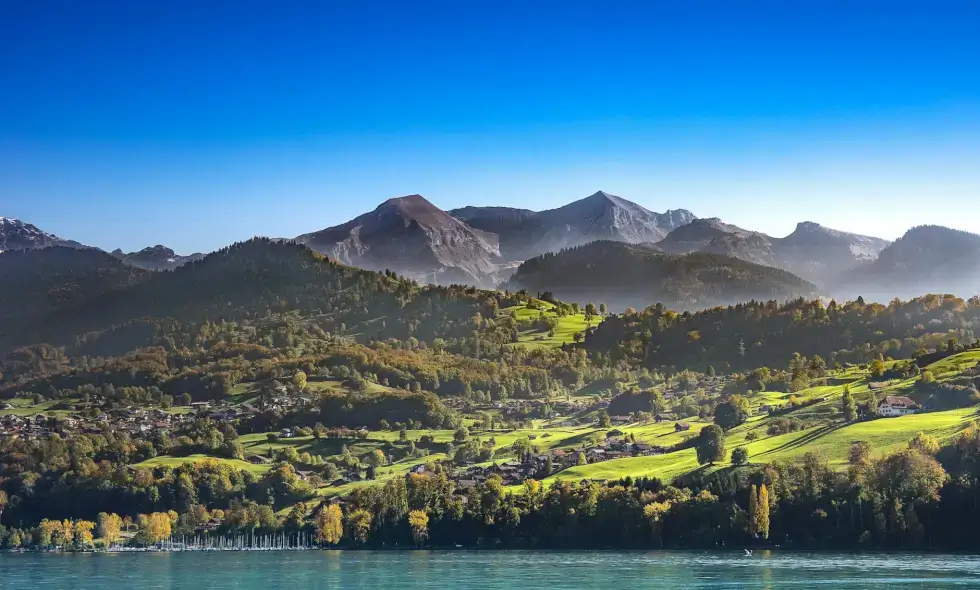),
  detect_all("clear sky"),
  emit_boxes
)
[2,0,978,254]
